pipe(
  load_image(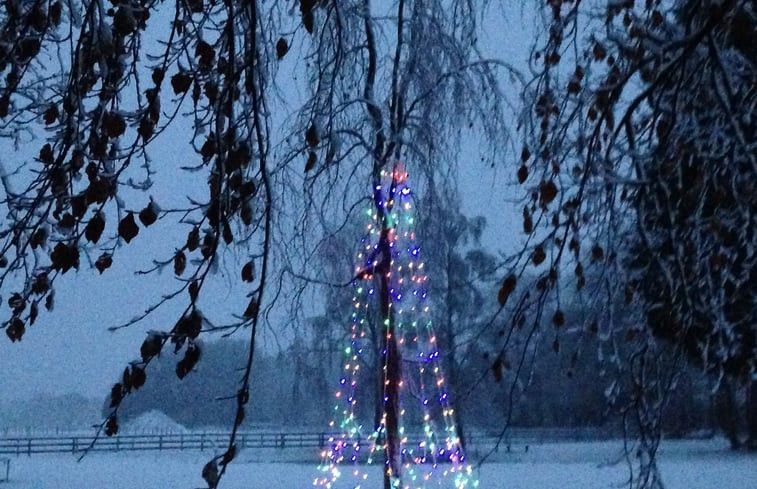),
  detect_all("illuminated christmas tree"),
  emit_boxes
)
[313,164,478,489]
